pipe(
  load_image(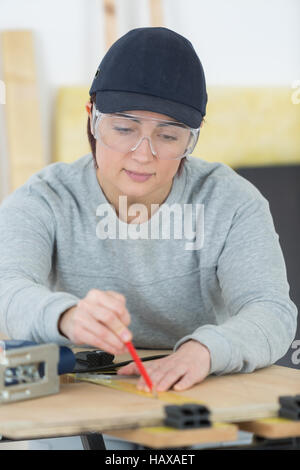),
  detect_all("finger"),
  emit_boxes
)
[85,320,128,353]
[87,289,130,325]
[139,365,186,392]
[105,291,131,325]
[71,326,126,356]
[173,372,196,391]
[75,307,129,352]
[106,291,126,303]
[79,299,132,343]
[135,360,169,388]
